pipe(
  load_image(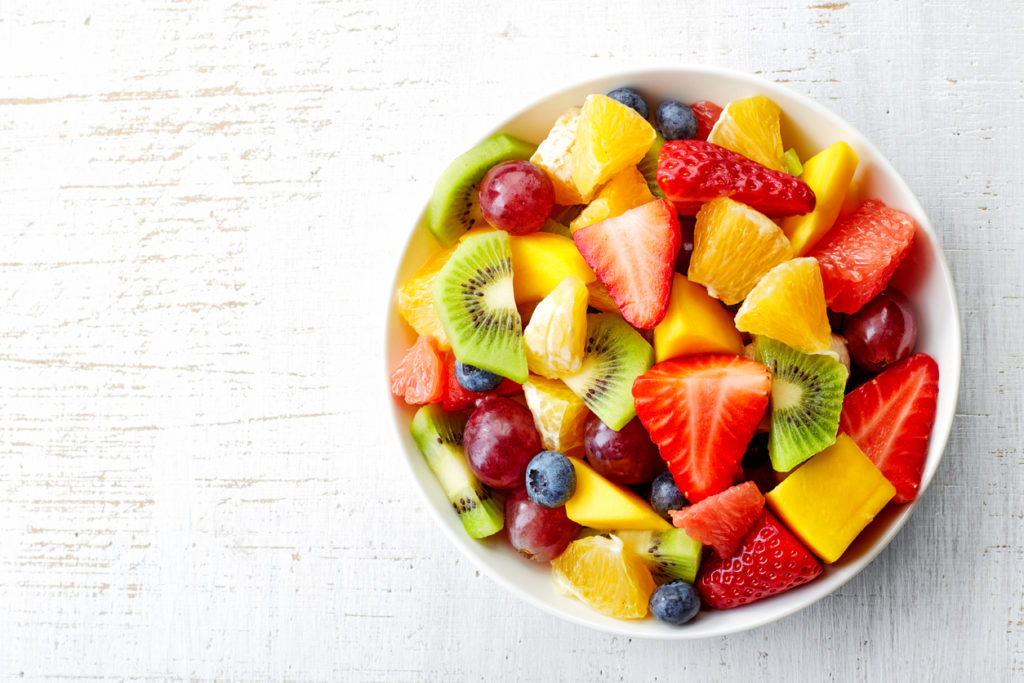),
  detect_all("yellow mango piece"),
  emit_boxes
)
[569,166,654,233]
[688,197,794,305]
[766,433,896,563]
[524,276,589,378]
[707,95,785,171]
[510,232,596,303]
[781,142,859,256]
[522,376,589,457]
[459,229,596,302]
[531,107,585,206]
[396,246,457,349]
[840,178,861,217]
[565,457,672,531]
[654,273,743,362]
[734,257,832,353]
[571,94,657,201]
